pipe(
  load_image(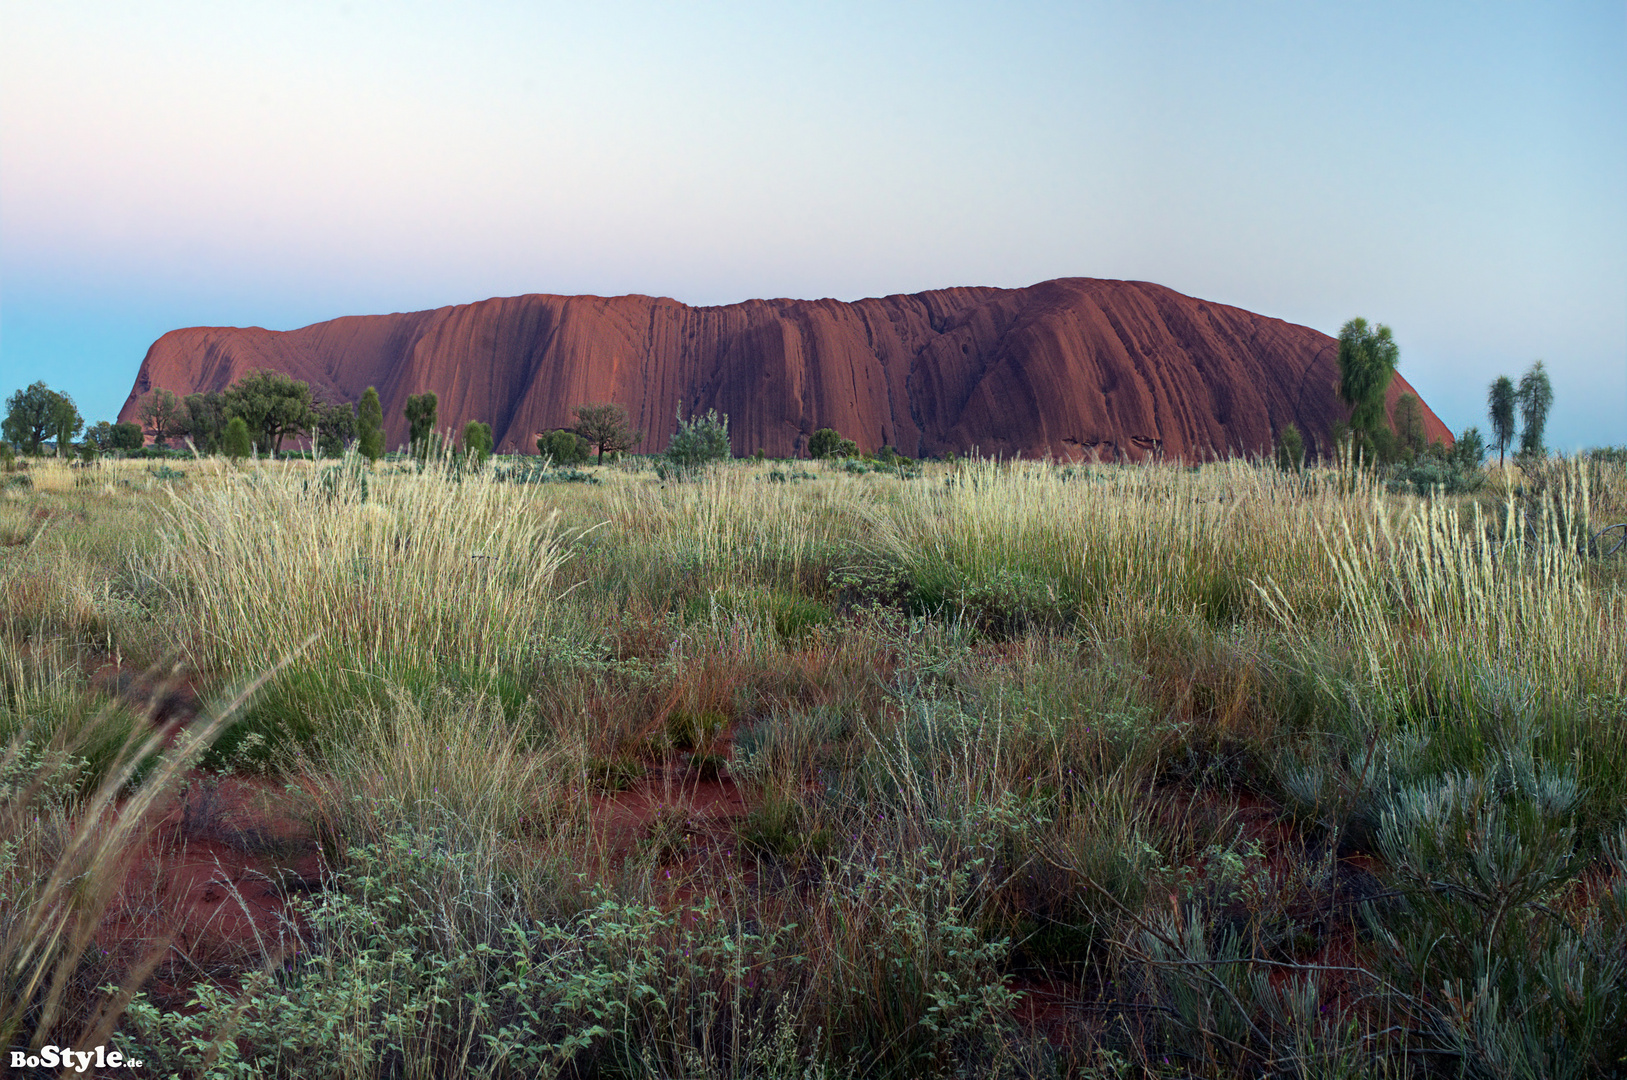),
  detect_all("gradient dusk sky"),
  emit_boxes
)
[1,1,1622,448]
